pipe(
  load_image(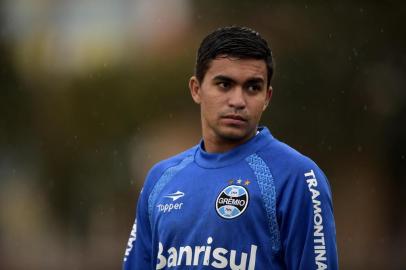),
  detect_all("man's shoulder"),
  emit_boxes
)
[260,137,316,165]
[144,145,197,187]
[258,137,321,176]
[256,137,331,197]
